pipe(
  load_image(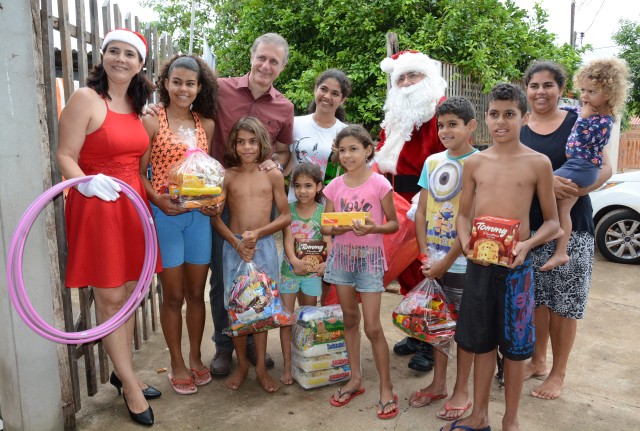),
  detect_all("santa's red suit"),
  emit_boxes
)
[376,51,447,295]
[377,101,445,203]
